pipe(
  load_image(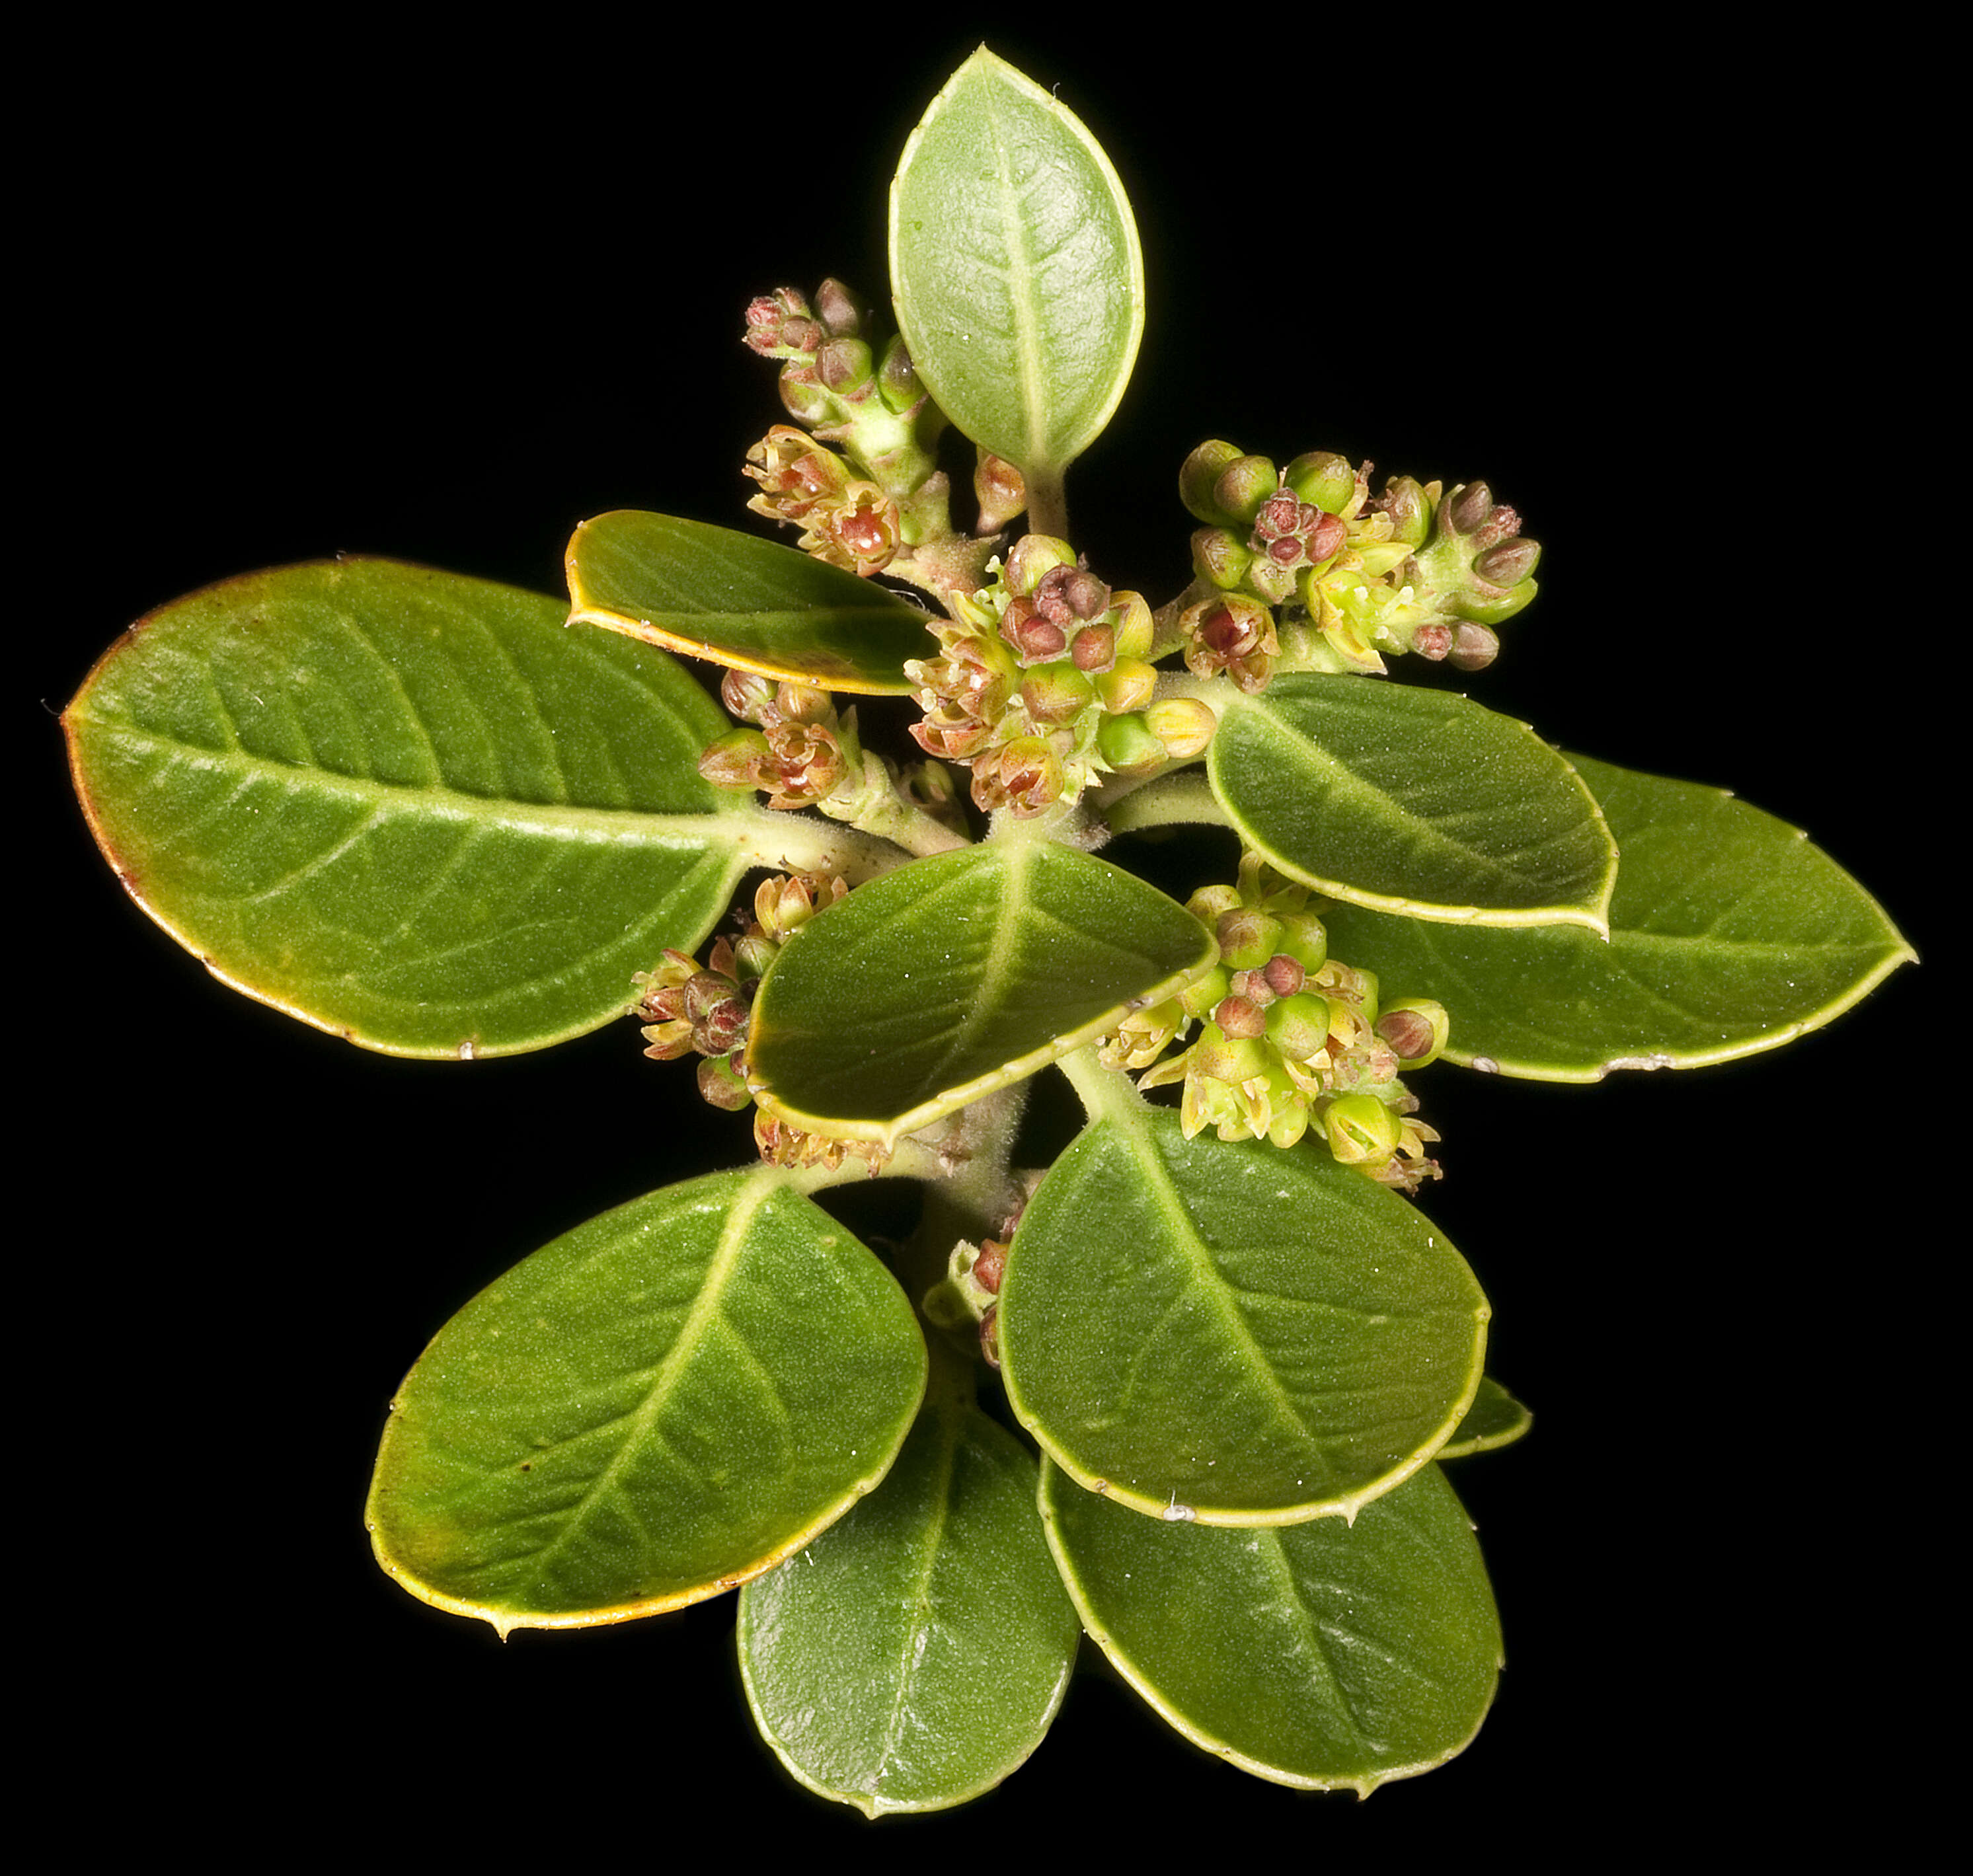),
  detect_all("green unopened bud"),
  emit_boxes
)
[1212,454,1280,528]
[1216,908,1283,970]
[698,726,772,789]
[1179,963,1231,1020]
[814,336,873,396]
[1192,525,1253,589]
[1323,1091,1403,1166]
[1145,697,1218,760]
[1377,474,1433,548]
[1021,659,1096,725]
[1283,451,1358,515]
[1186,885,1243,924]
[878,333,927,415]
[1180,439,1247,525]
[1095,656,1157,715]
[1376,998,1450,1068]
[1003,533,1077,597]
[1097,710,1166,776]
[697,1051,754,1111]
[1110,591,1154,659]
[1266,991,1333,1063]
[1271,911,1327,973]
[778,365,832,426]
[1240,554,1297,605]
